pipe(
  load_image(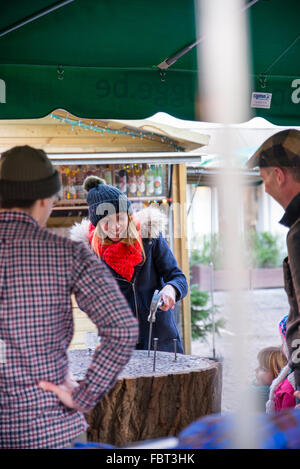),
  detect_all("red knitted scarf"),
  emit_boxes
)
[88,222,142,281]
